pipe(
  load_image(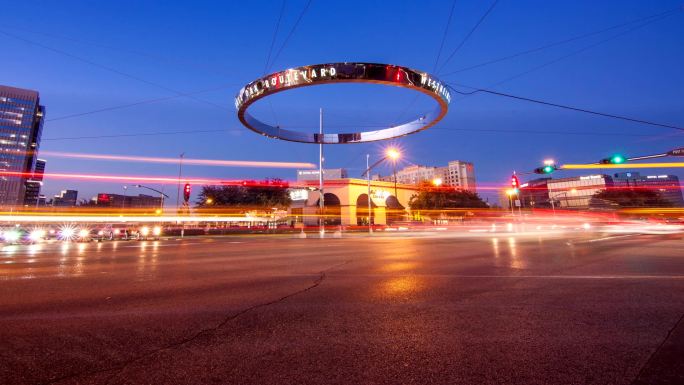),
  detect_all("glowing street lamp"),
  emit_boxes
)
[386,148,400,160]
[386,148,401,198]
[205,198,214,205]
[432,178,443,187]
